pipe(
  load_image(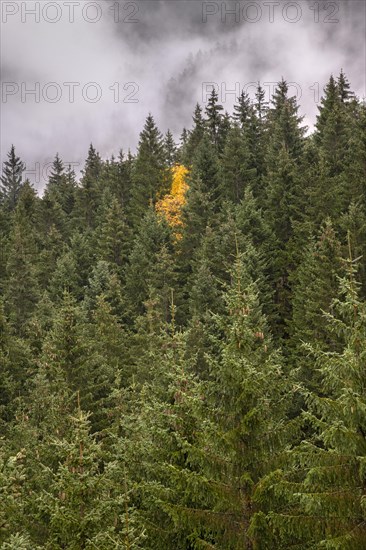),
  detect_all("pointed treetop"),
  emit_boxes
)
[48,153,65,186]
[233,90,252,127]
[337,69,354,103]
[1,144,25,209]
